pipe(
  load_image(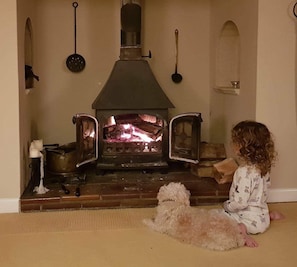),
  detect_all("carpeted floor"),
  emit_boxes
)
[0,203,296,267]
